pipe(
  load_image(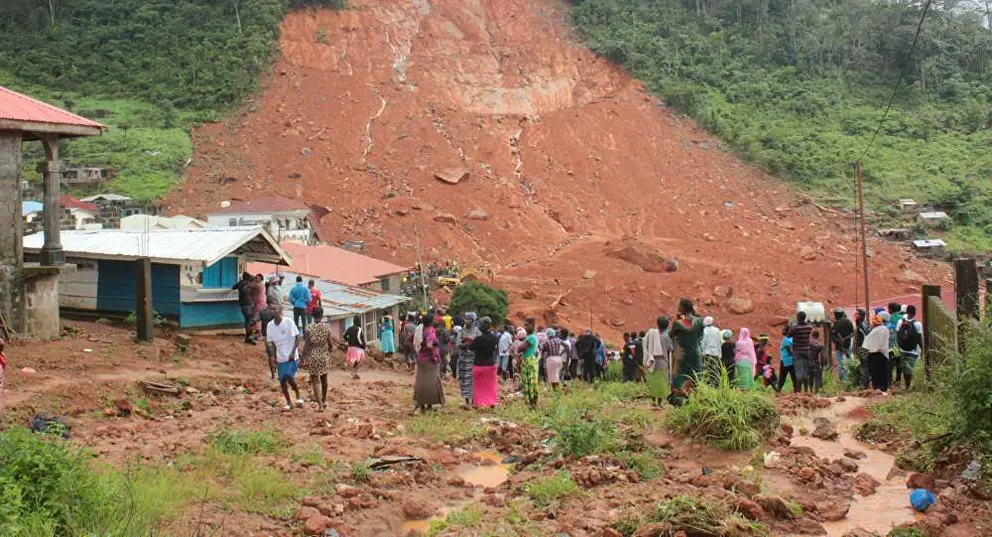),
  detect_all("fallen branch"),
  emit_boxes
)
[308,127,326,140]
[139,380,181,397]
[549,289,572,310]
[369,456,422,470]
